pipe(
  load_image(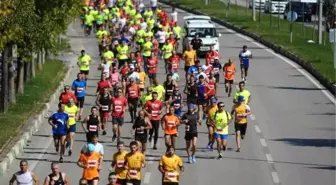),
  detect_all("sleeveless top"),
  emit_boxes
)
[99,94,111,112]
[133,117,148,135]
[87,115,99,133]
[15,171,33,185]
[164,81,174,96]
[48,172,64,185]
